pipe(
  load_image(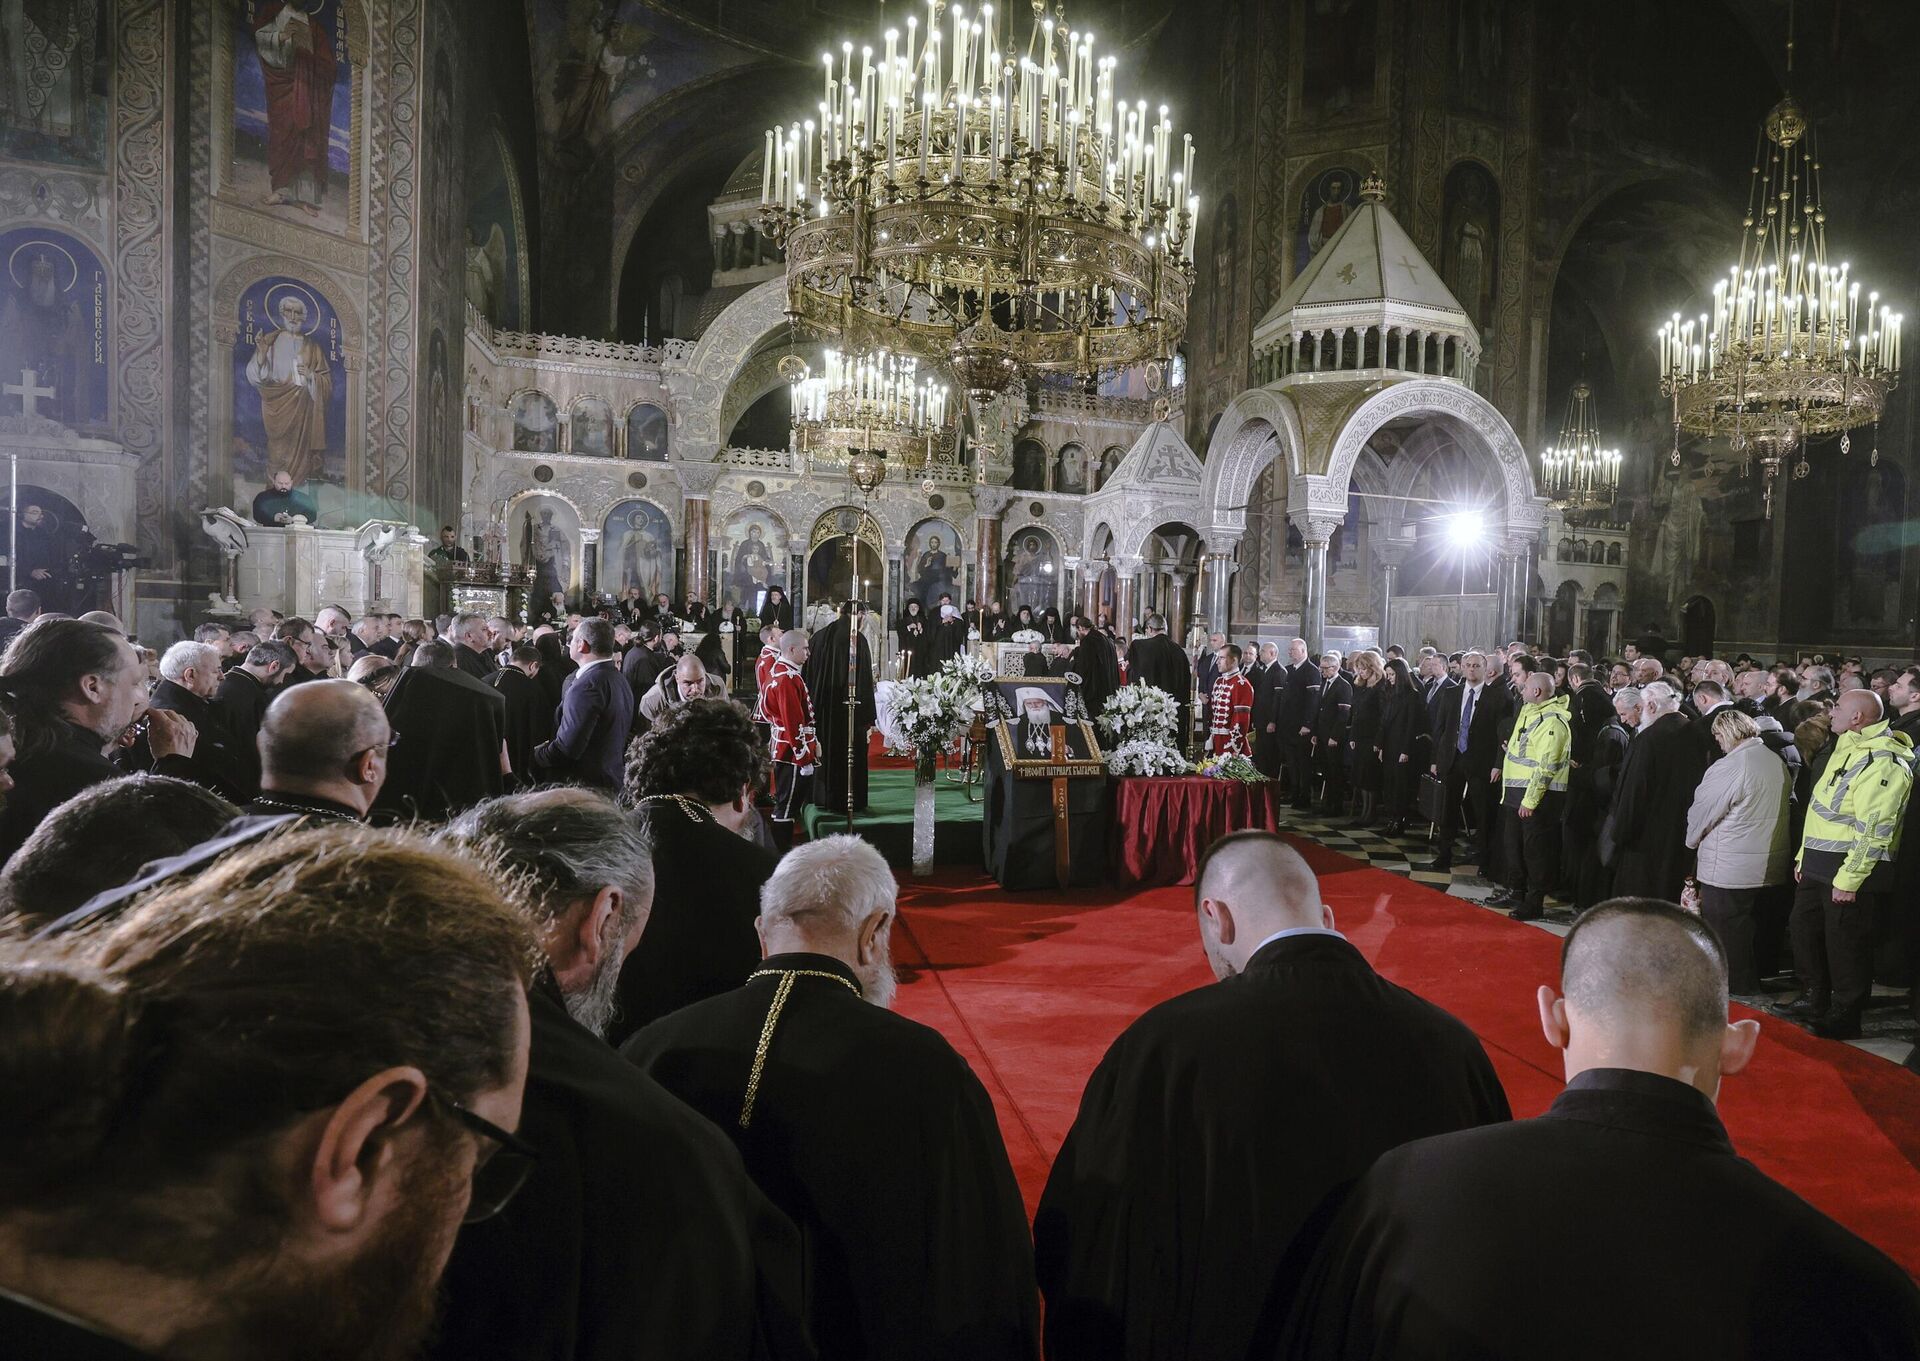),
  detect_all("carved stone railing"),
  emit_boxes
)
[466,306,695,371]
[1032,388,1158,424]
[716,445,795,470]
